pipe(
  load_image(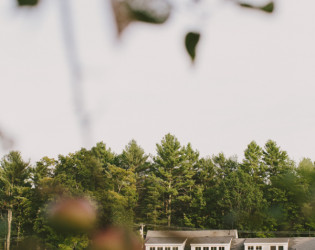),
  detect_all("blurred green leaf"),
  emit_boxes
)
[185,32,200,62]
[111,0,171,36]
[126,0,171,24]
[260,2,274,13]
[239,1,274,13]
[17,0,39,6]
[130,10,169,24]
